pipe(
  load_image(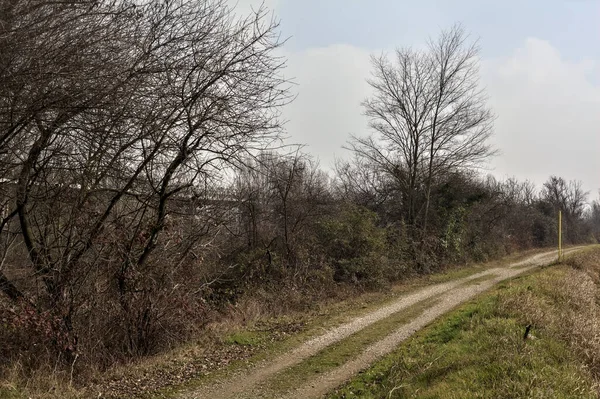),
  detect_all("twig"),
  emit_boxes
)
[70,353,79,387]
